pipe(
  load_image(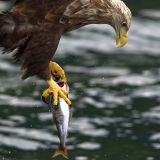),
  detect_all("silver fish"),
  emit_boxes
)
[52,81,71,159]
